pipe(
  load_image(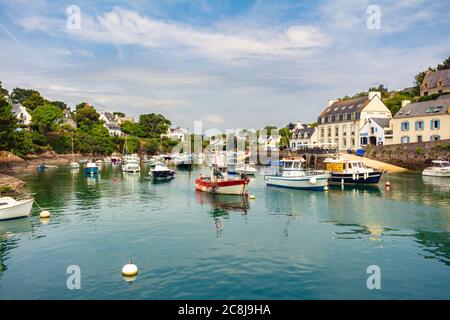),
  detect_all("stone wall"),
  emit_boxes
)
[364,139,450,170]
